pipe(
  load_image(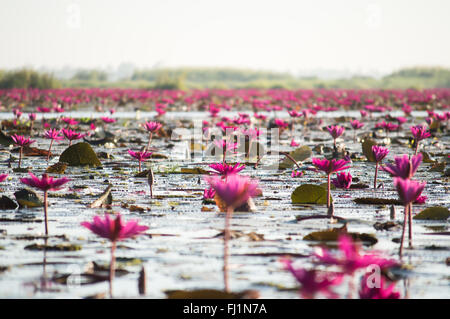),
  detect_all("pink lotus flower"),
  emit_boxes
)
[360,110,368,118]
[11,134,35,147]
[350,119,364,130]
[290,139,300,147]
[372,145,389,163]
[394,177,426,255]
[312,158,351,175]
[61,117,78,126]
[327,125,345,139]
[81,213,148,297]
[213,139,239,163]
[372,145,389,188]
[101,117,116,124]
[203,188,216,199]
[44,129,63,161]
[410,125,431,154]
[81,213,148,242]
[414,195,427,204]
[359,274,400,299]
[143,121,162,150]
[205,174,259,292]
[291,170,304,178]
[314,235,398,275]
[62,128,85,146]
[11,134,35,168]
[281,258,344,299]
[28,113,37,121]
[253,113,267,121]
[209,162,245,177]
[205,174,258,210]
[128,149,152,172]
[331,172,352,189]
[288,110,302,118]
[274,118,289,129]
[37,106,51,113]
[381,153,422,179]
[394,178,426,206]
[312,158,351,209]
[0,174,8,182]
[20,173,70,236]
